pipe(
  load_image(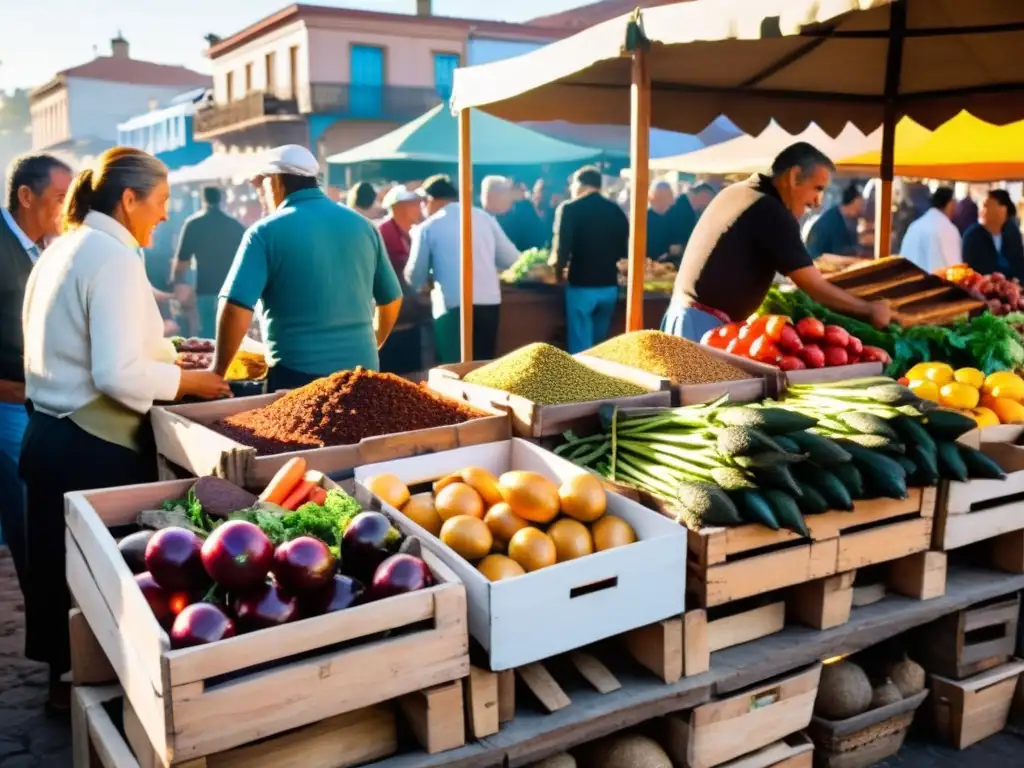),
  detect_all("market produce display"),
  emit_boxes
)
[212,367,489,454]
[364,467,637,580]
[760,285,1024,377]
[123,461,428,648]
[463,343,648,405]
[501,248,555,285]
[815,655,925,720]
[942,266,1024,315]
[556,378,1003,534]
[616,258,677,294]
[171,336,268,381]
[584,330,750,384]
[900,363,1024,426]
[701,313,890,370]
